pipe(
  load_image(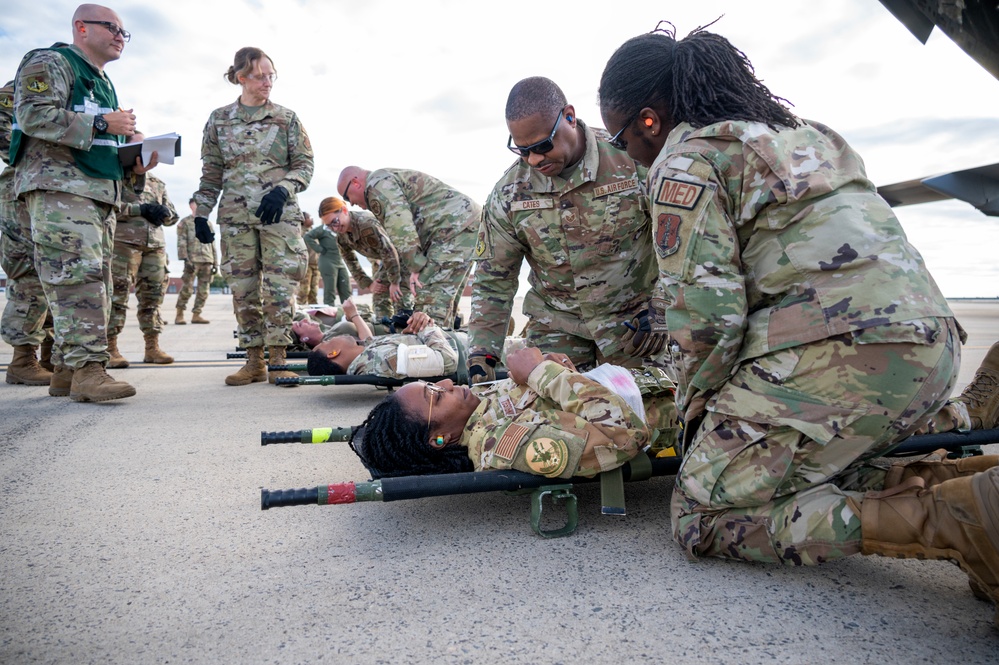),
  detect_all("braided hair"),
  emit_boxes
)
[599,21,799,132]
[349,394,474,479]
